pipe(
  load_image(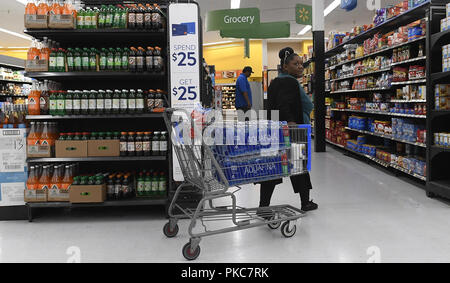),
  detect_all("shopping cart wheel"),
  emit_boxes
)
[163,222,179,238]
[268,216,281,230]
[182,242,201,261]
[281,222,297,238]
